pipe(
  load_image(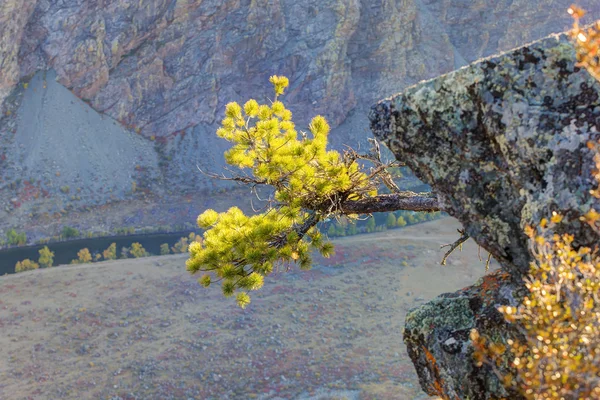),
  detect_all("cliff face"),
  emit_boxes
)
[369,30,600,399]
[1,0,599,237]
[4,0,600,131]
